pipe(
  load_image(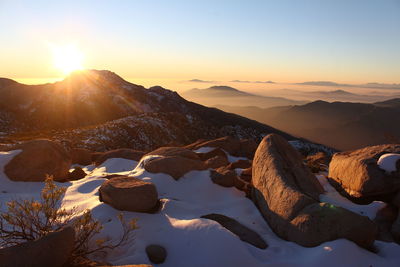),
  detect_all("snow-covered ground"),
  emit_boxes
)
[1,150,400,266]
